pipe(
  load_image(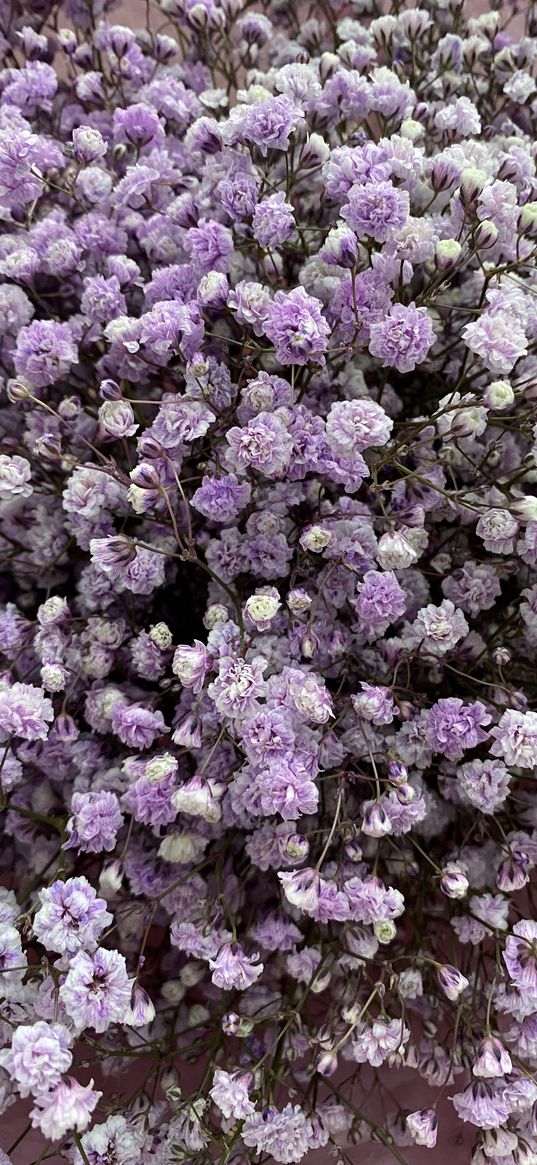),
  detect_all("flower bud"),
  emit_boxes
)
[511,497,537,522]
[222,1011,241,1035]
[149,622,173,650]
[99,378,122,401]
[244,588,281,630]
[388,760,408,785]
[53,713,79,741]
[98,860,123,897]
[293,621,317,657]
[287,588,313,613]
[483,379,514,410]
[496,853,530,892]
[203,604,229,629]
[299,133,330,169]
[125,985,156,1028]
[344,840,363,863]
[7,380,33,402]
[473,219,499,249]
[437,964,469,1001]
[161,979,186,1004]
[492,645,511,666]
[373,919,397,944]
[460,167,489,209]
[396,783,416,805]
[188,1004,210,1026]
[406,1108,438,1149]
[518,200,537,238]
[180,961,206,987]
[316,1050,338,1076]
[473,1035,512,1078]
[435,238,462,270]
[440,865,469,899]
[361,802,392,837]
